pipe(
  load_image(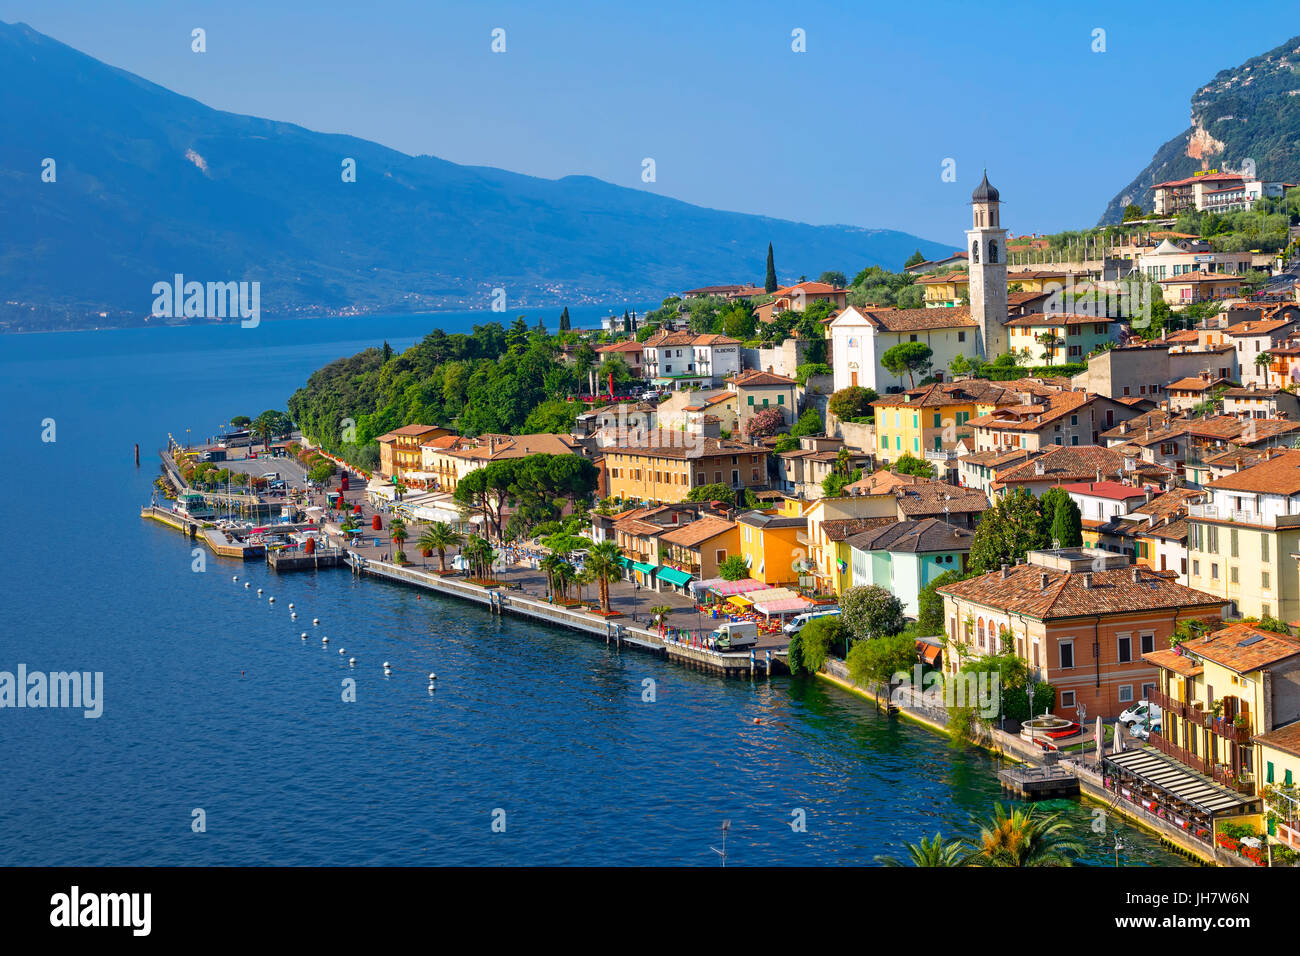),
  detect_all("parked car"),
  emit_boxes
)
[782,607,841,636]
[1118,700,1163,729]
